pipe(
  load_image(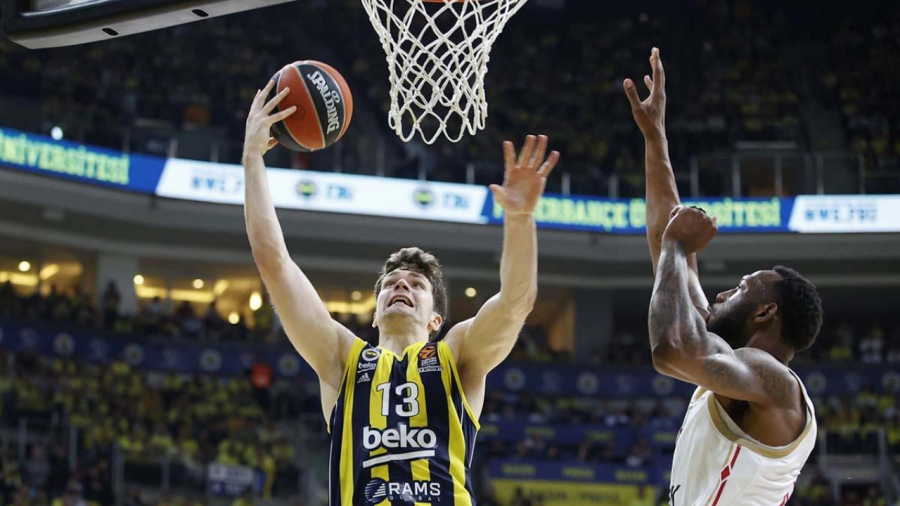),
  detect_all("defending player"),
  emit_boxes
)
[243,79,560,506]
[624,49,823,505]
